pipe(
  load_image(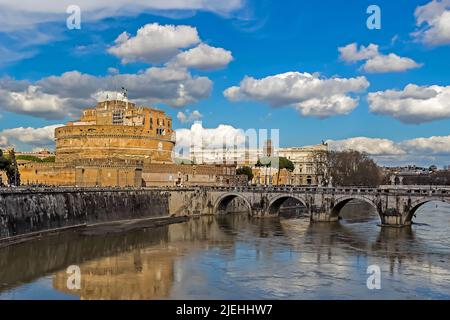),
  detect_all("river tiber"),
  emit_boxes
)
[1,95,450,299]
